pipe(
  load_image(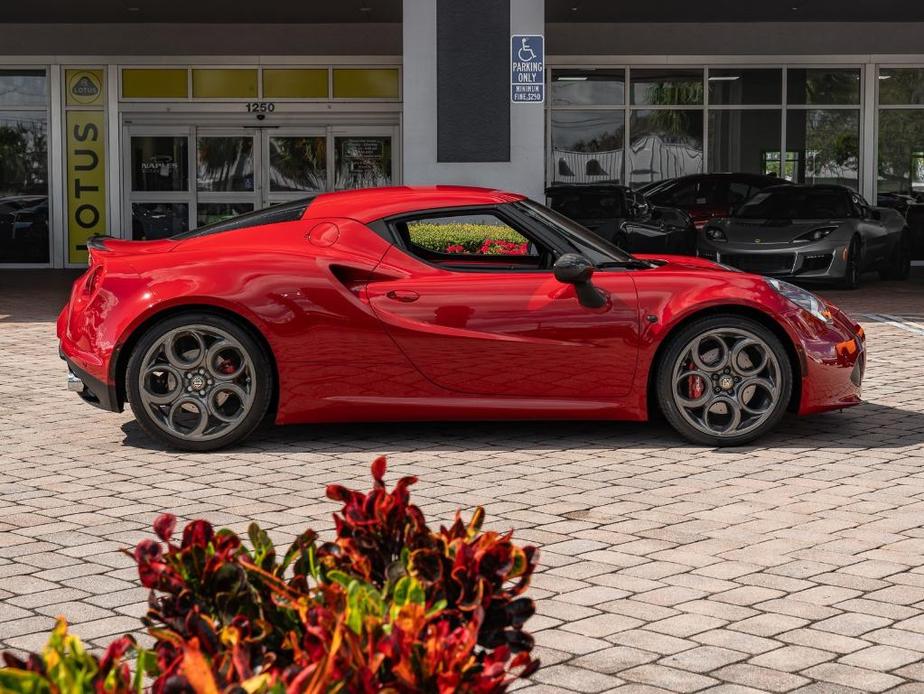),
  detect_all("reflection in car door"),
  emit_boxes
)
[365,245,640,399]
